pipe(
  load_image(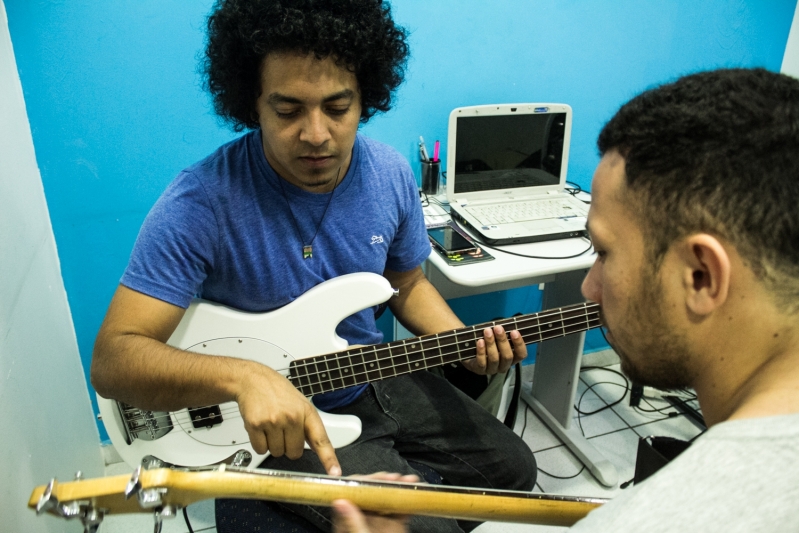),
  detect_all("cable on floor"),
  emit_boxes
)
[184,506,195,533]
